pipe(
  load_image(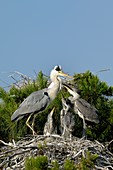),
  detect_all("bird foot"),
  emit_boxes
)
[32,131,37,136]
